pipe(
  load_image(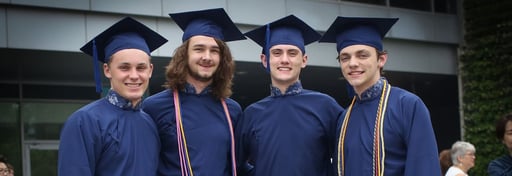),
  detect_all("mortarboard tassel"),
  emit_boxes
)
[92,40,102,93]
[264,24,270,73]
